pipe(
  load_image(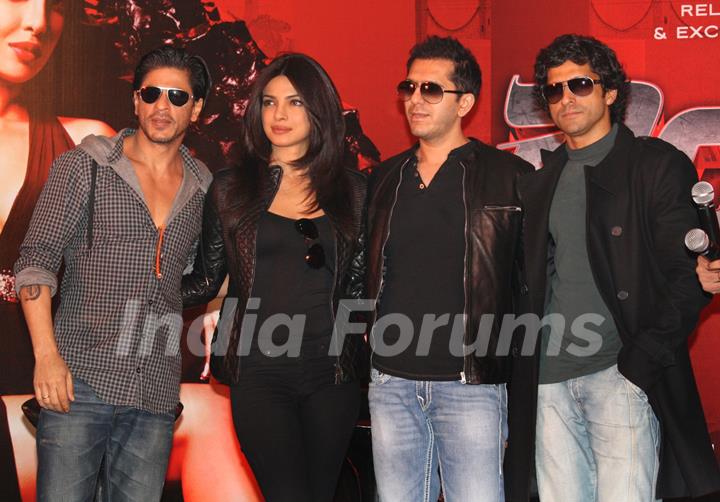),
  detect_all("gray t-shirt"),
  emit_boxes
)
[539,124,623,384]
